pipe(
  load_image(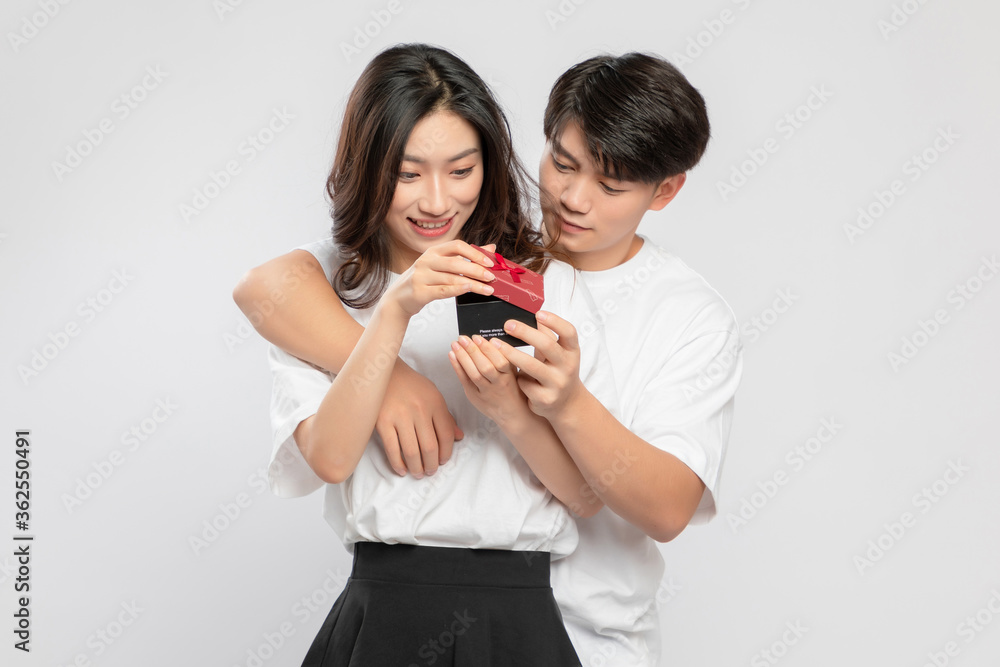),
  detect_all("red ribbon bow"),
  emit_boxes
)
[493,253,525,283]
